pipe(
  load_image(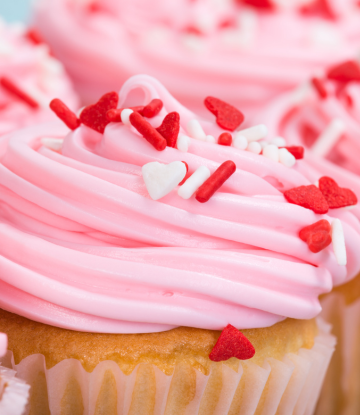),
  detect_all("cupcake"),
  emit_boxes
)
[0,18,78,136]
[257,61,360,414]
[1,74,357,413]
[33,0,360,115]
[0,333,30,415]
